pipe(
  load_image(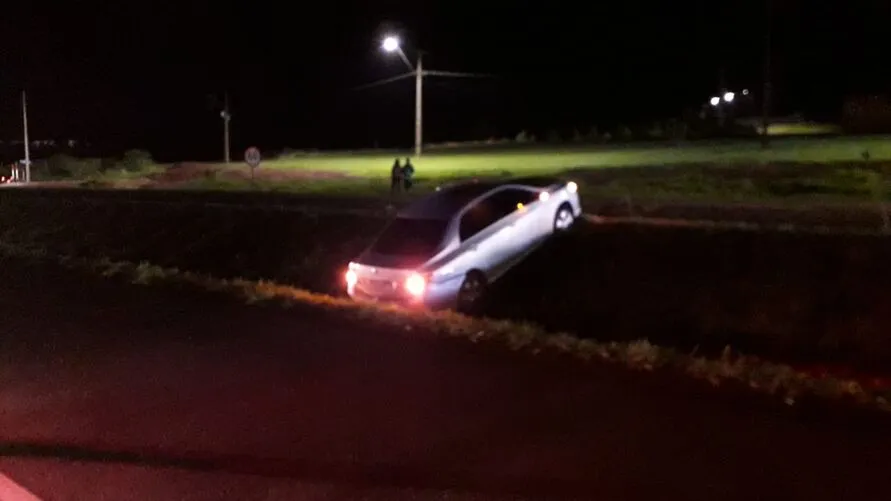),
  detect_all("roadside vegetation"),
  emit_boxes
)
[2,197,891,375]
[29,149,161,181]
[0,241,888,416]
